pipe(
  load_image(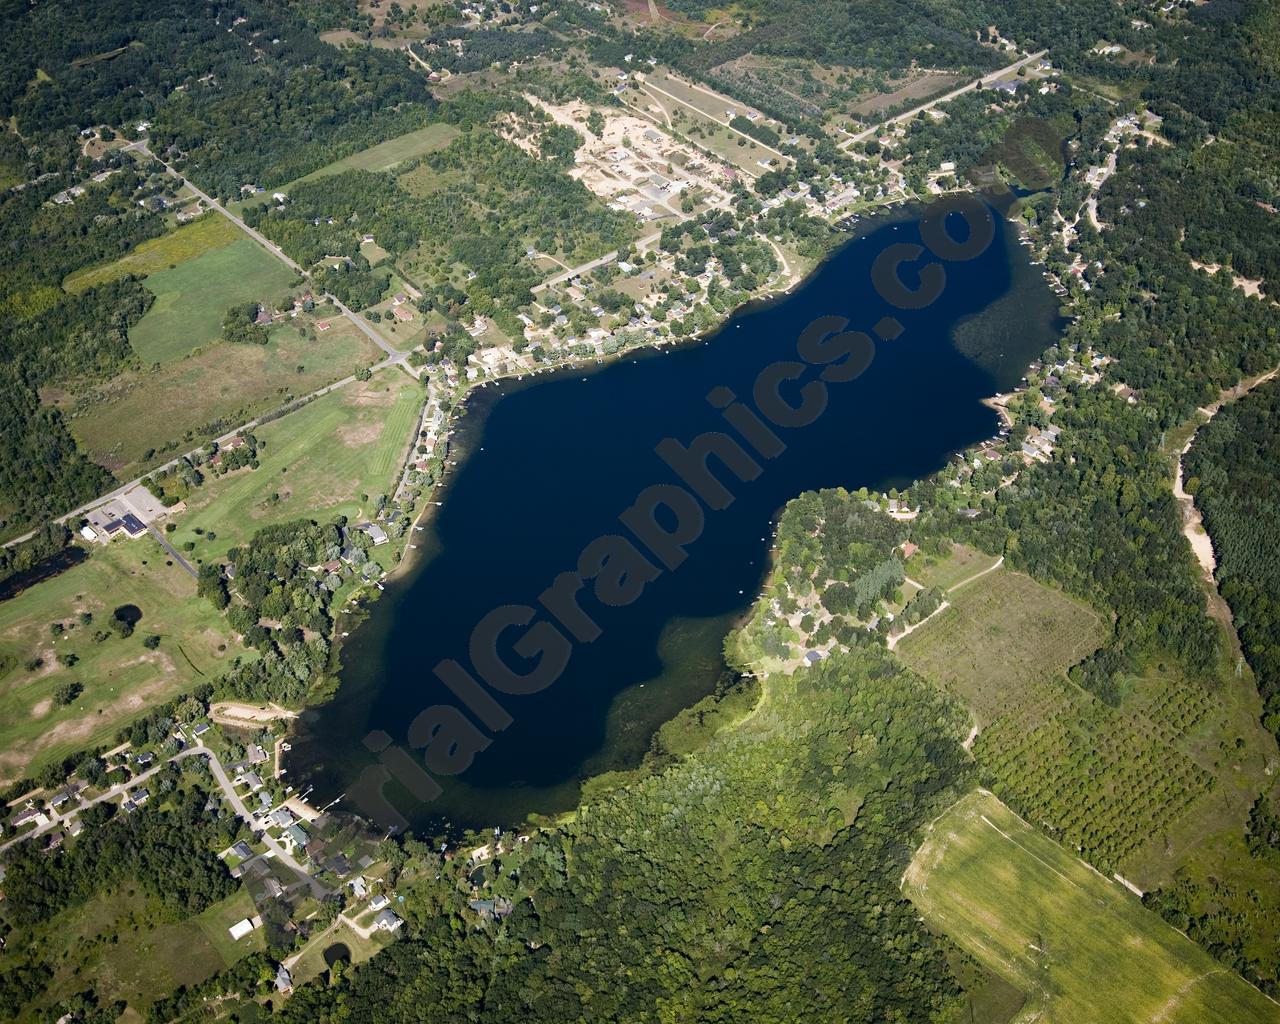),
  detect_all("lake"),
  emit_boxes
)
[287,199,1062,834]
